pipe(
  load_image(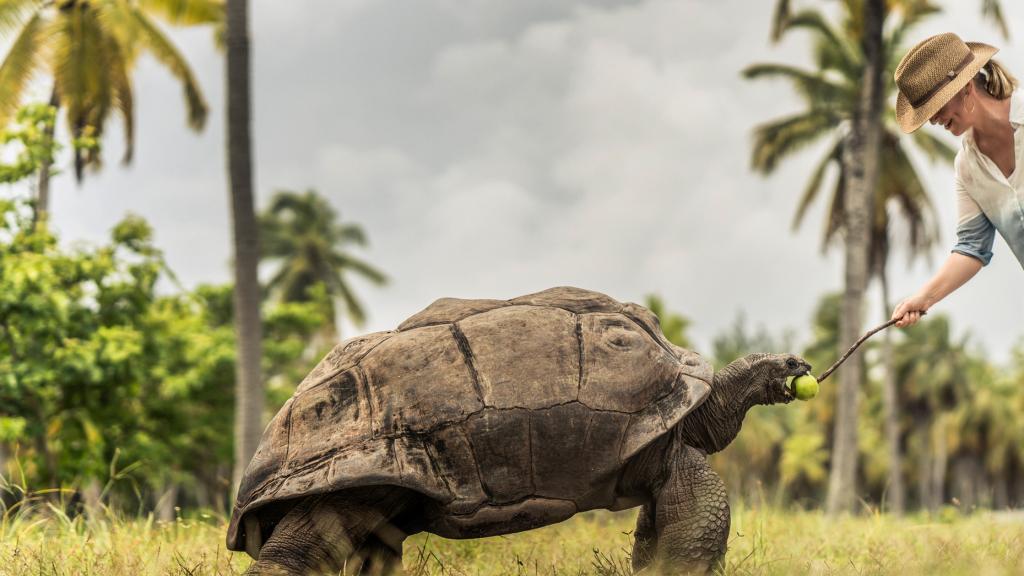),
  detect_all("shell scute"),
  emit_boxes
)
[359,324,484,436]
[578,313,681,413]
[509,286,621,314]
[398,297,509,331]
[458,305,579,409]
